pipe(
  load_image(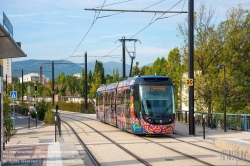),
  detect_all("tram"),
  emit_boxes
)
[95,75,176,135]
